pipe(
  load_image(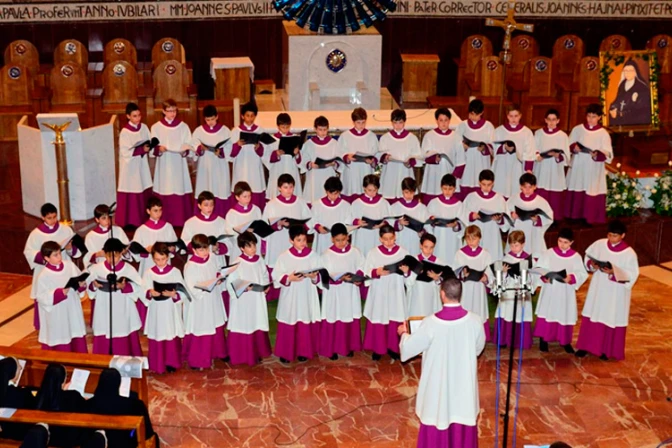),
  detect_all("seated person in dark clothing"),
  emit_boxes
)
[0,357,37,440]
[35,364,87,448]
[81,430,108,448]
[20,423,50,448]
[87,369,158,448]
